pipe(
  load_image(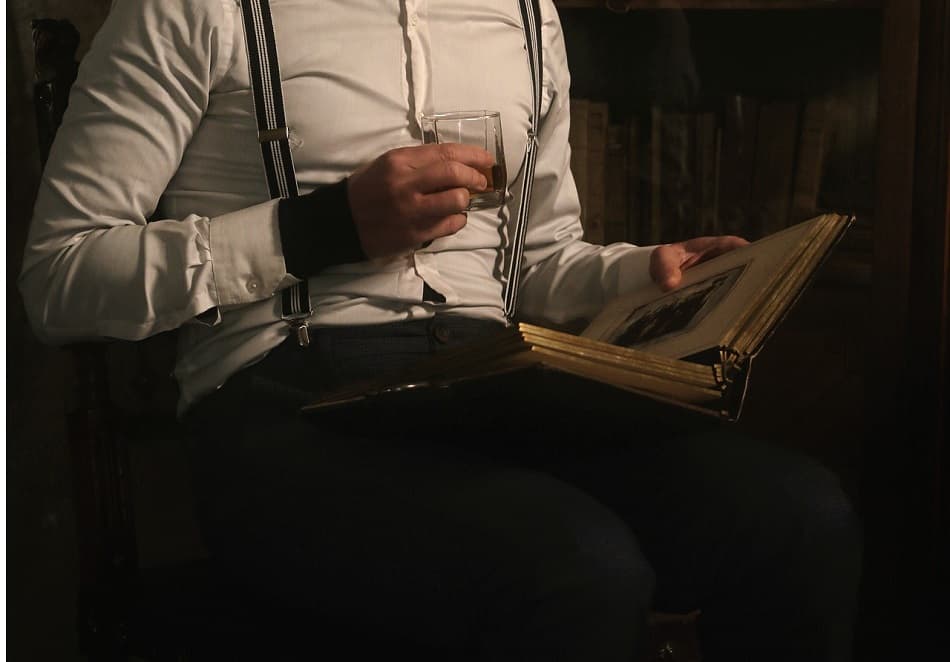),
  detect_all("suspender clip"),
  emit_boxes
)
[281,314,311,347]
[280,280,313,347]
[292,320,311,348]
